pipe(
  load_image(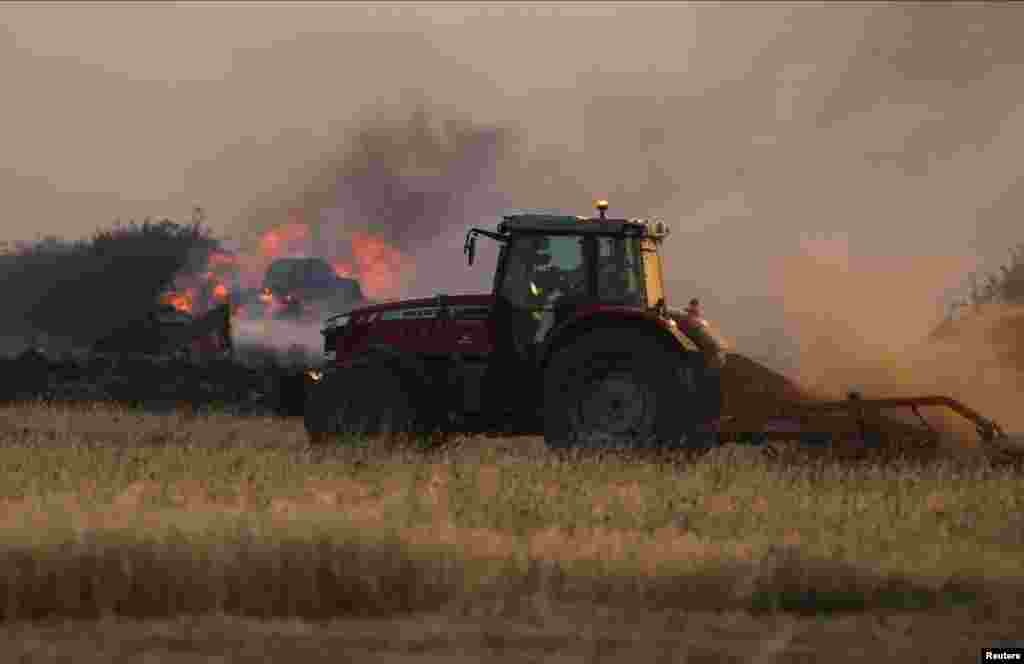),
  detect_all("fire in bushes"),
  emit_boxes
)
[251,216,410,301]
[159,250,239,316]
[160,105,509,356]
[160,218,408,325]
